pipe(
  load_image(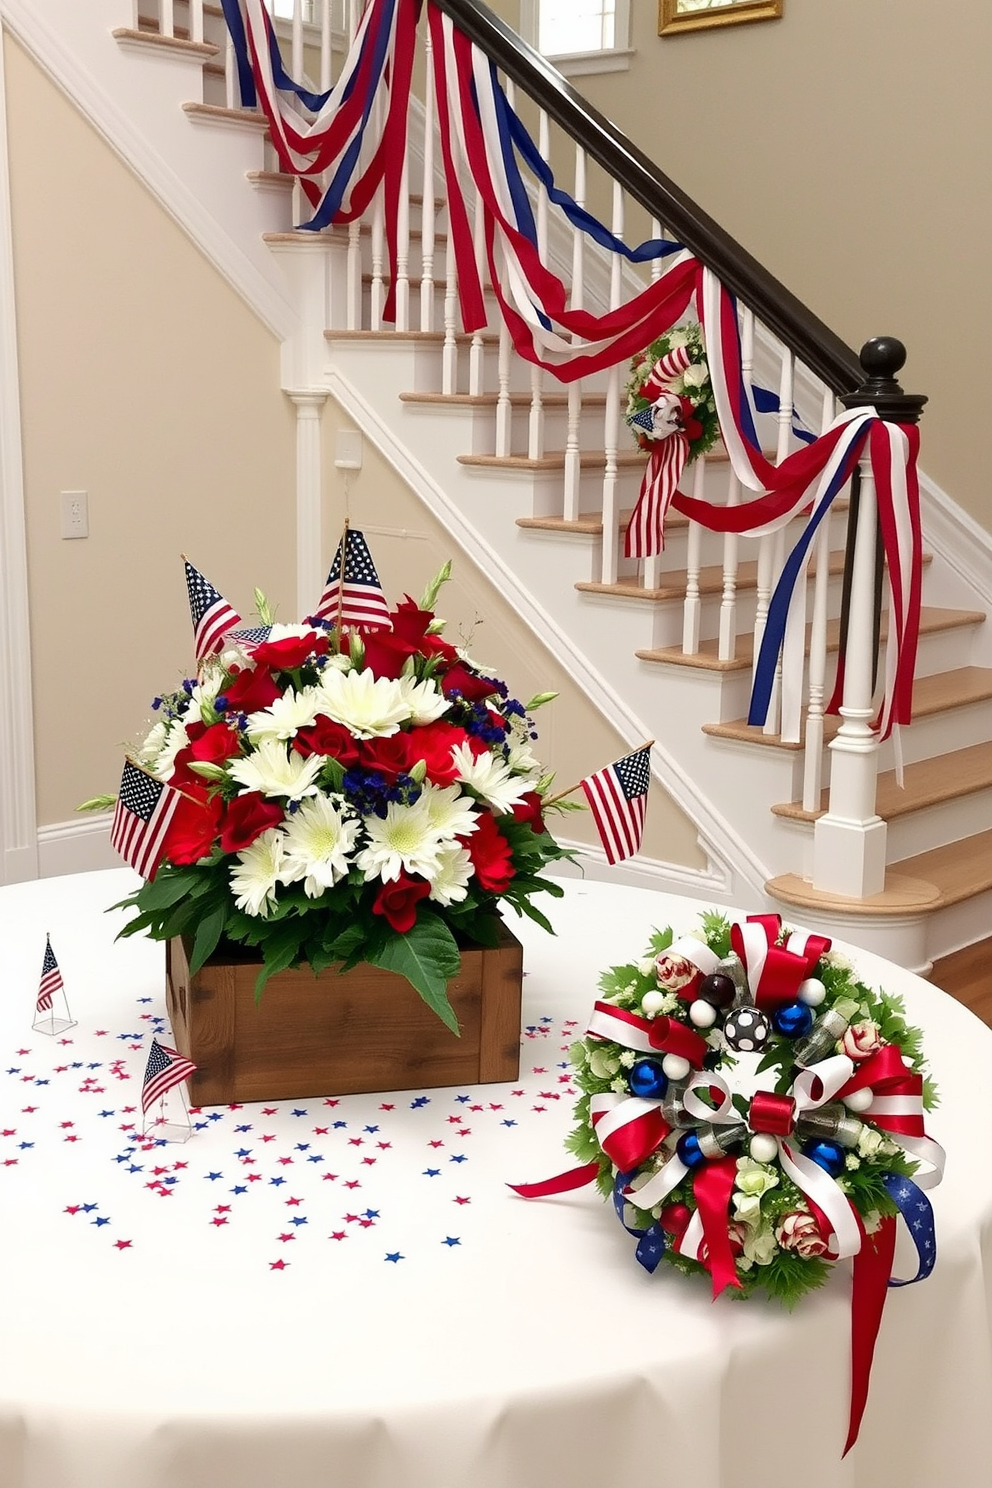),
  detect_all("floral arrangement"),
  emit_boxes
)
[558,911,942,1308]
[102,567,572,1032]
[624,321,720,460]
